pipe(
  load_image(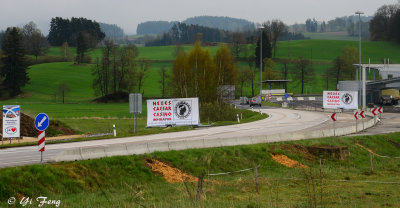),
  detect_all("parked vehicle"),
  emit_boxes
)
[249,96,262,107]
[240,97,249,105]
[380,88,399,105]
